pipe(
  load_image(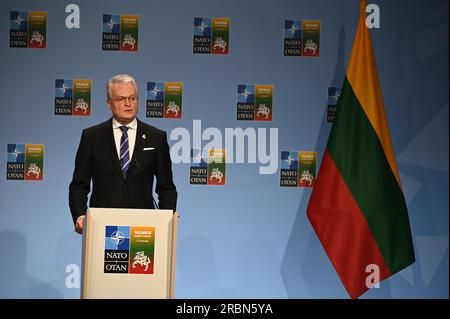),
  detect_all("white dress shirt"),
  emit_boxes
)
[112,118,137,160]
